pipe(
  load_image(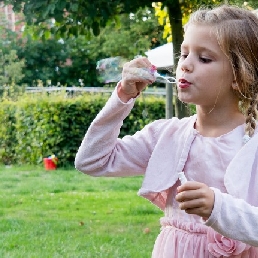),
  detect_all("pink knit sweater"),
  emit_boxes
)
[75,88,258,247]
